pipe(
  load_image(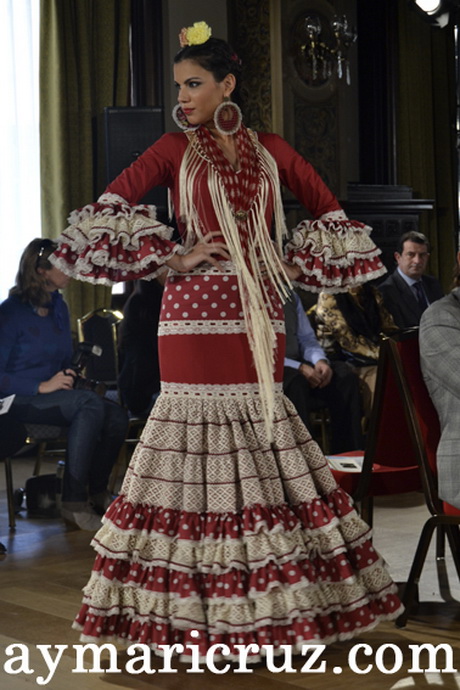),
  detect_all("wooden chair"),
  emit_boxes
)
[329,332,422,528]
[382,330,460,628]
